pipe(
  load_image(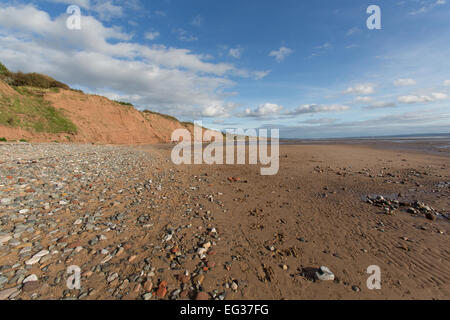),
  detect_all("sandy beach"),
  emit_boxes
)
[0,141,448,300]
